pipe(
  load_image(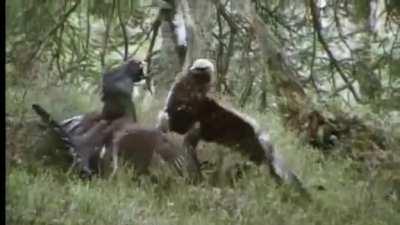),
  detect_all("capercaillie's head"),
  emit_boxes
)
[126,58,146,82]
